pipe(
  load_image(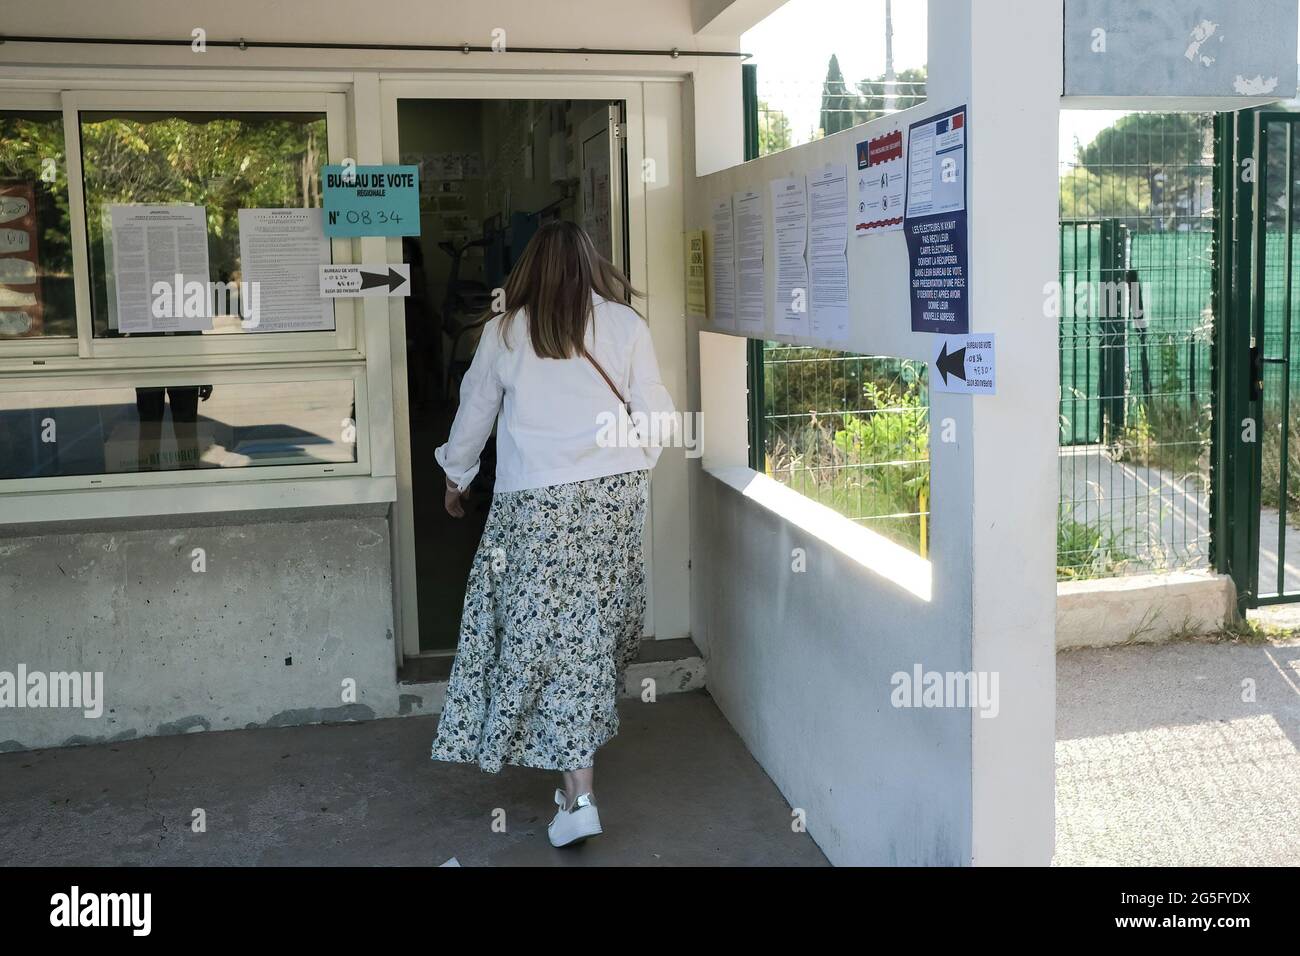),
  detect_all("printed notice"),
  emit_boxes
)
[931,333,995,395]
[807,164,850,342]
[855,127,905,235]
[733,189,765,333]
[238,208,333,332]
[770,177,809,337]
[108,205,212,334]
[905,107,966,219]
[709,198,736,329]
[904,106,969,334]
